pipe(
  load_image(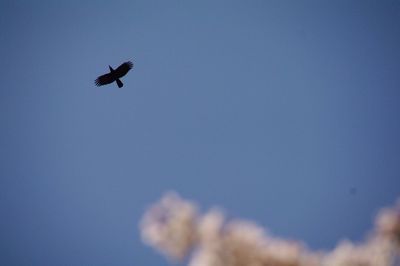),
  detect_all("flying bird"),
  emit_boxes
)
[95,61,133,88]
